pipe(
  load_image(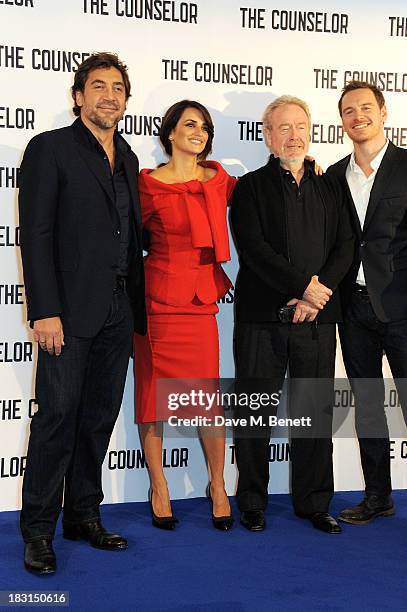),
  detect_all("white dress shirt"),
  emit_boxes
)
[345,141,389,285]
